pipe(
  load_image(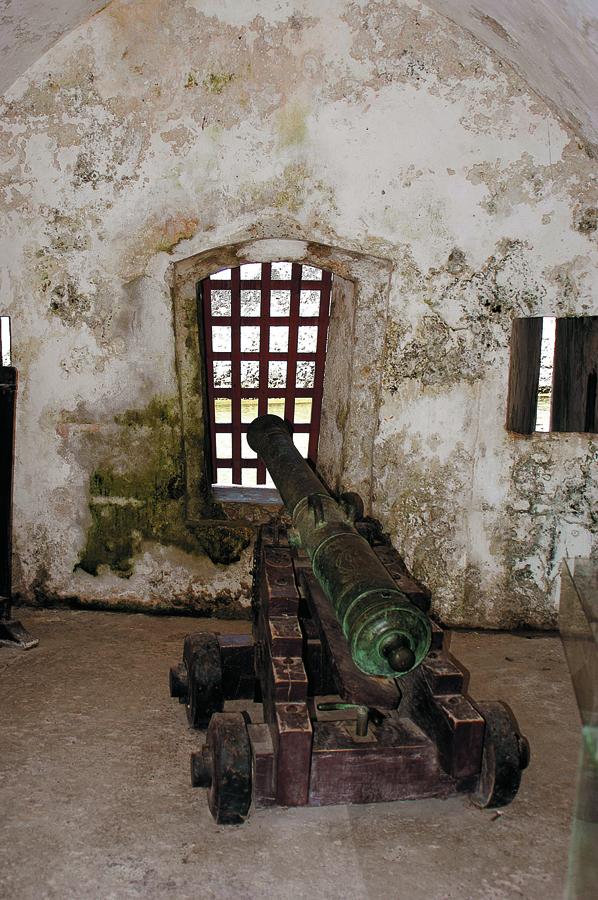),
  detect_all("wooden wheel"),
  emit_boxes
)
[205,712,252,825]
[183,633,223,729]
[470,701,530,809]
